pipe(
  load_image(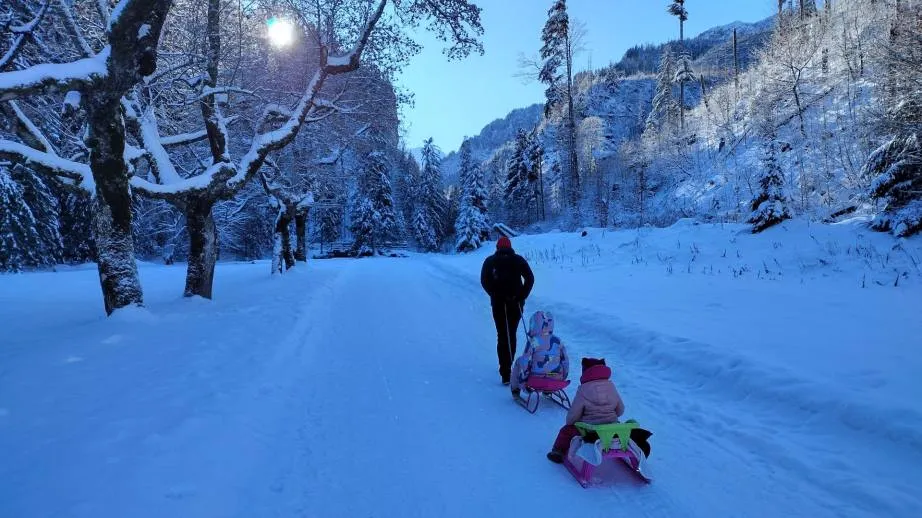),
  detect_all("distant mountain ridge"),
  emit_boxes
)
[440,104,543,182]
